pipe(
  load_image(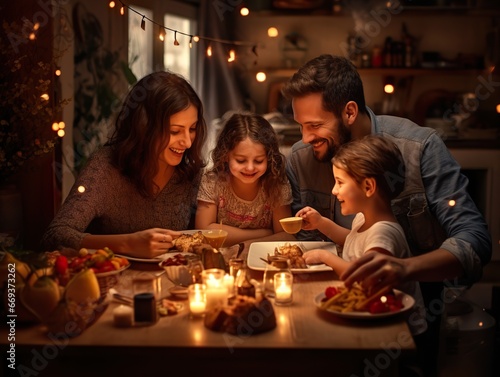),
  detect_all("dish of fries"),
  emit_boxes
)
[314,281,415,319]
